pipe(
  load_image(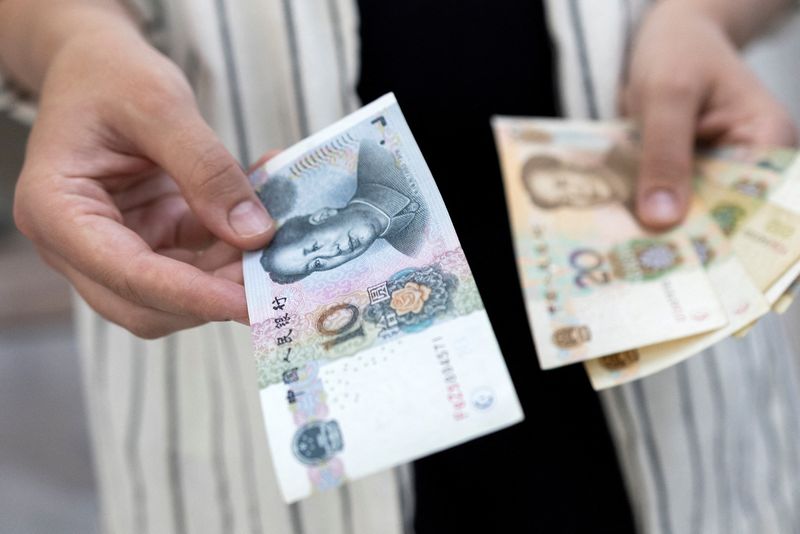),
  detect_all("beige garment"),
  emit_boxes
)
[75,0,410,532]
[6,0,800,533]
